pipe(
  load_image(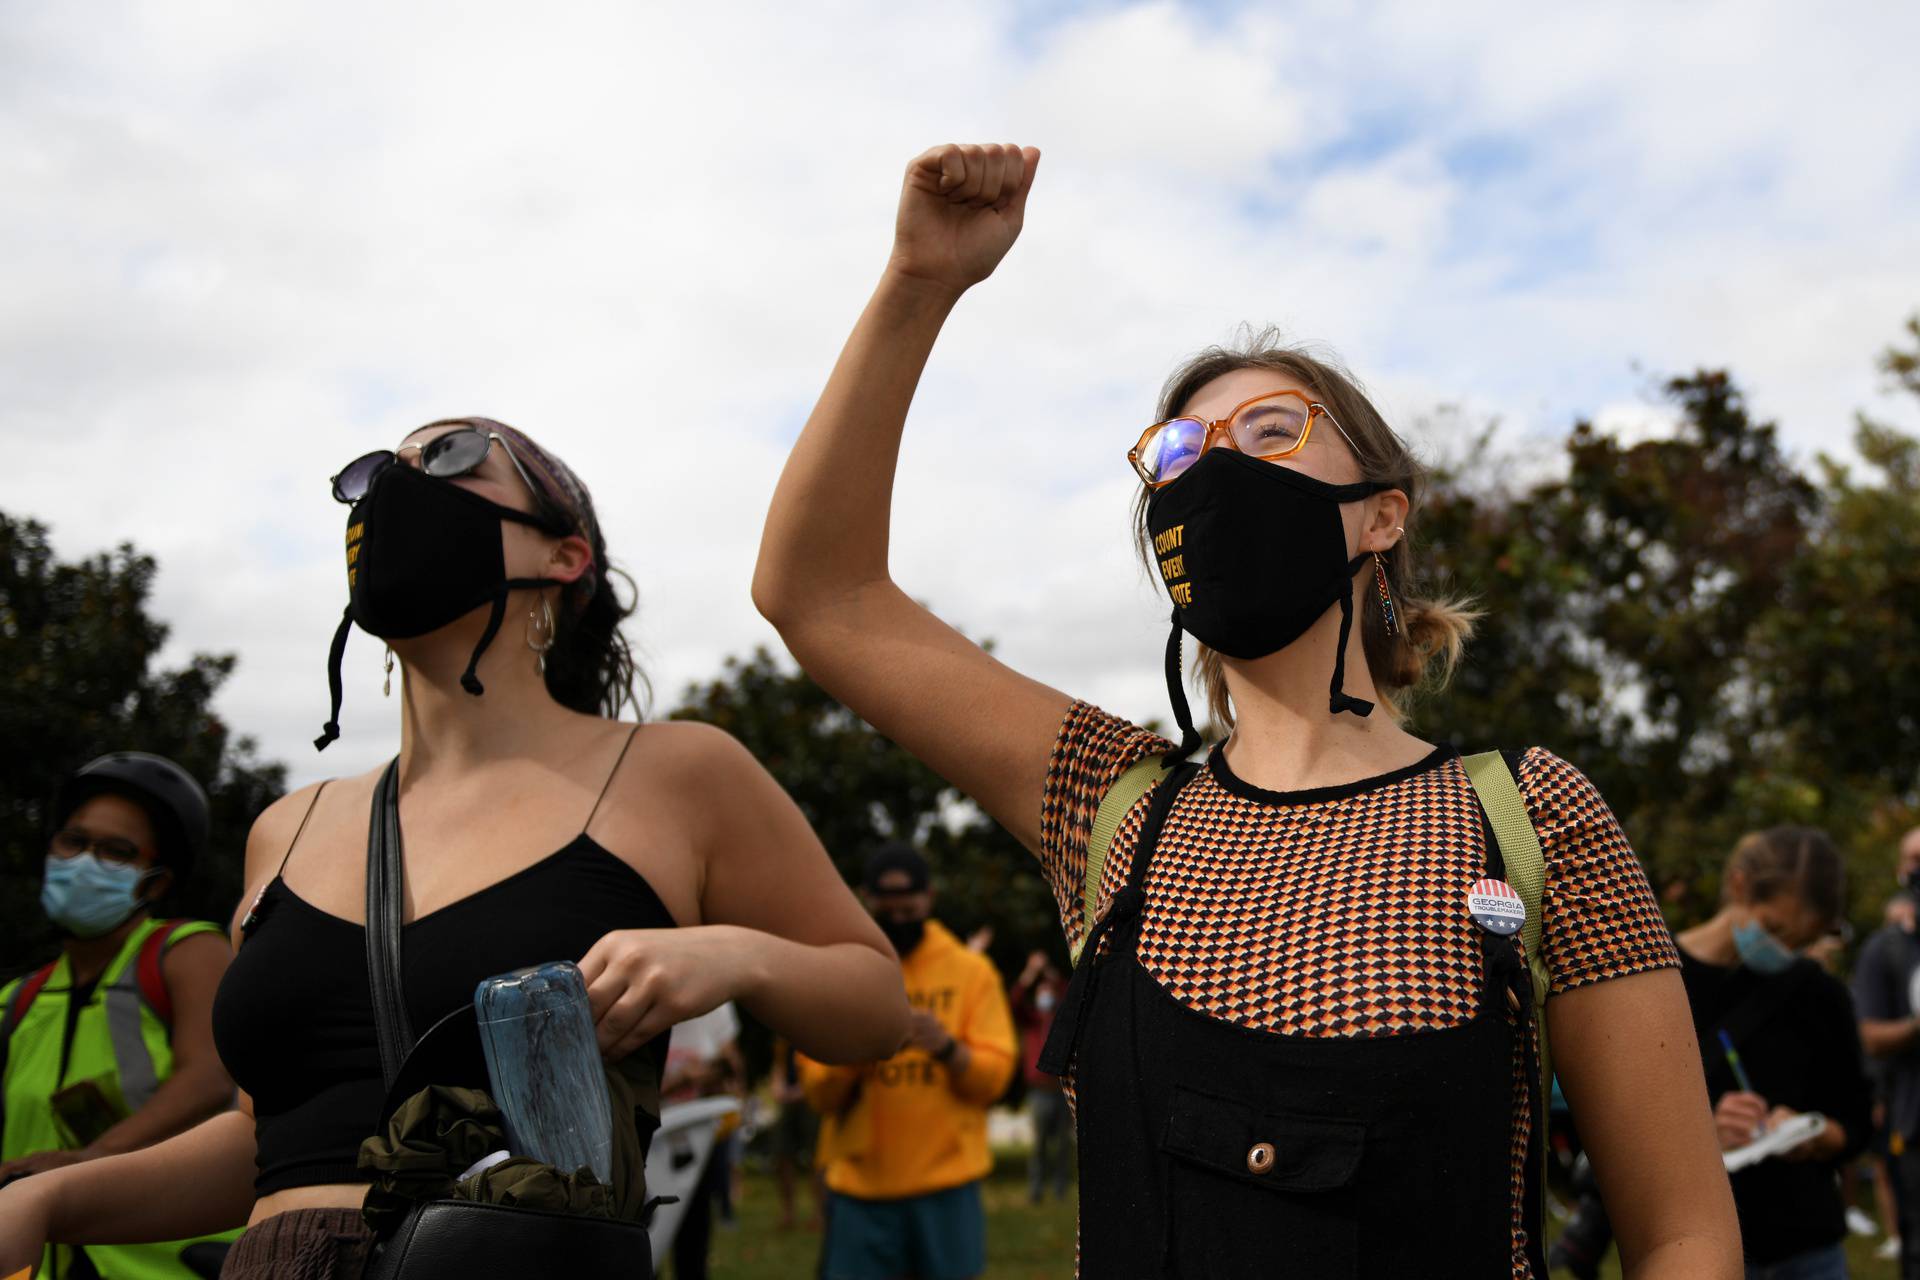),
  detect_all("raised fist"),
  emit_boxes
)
[889,142,1041,295]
